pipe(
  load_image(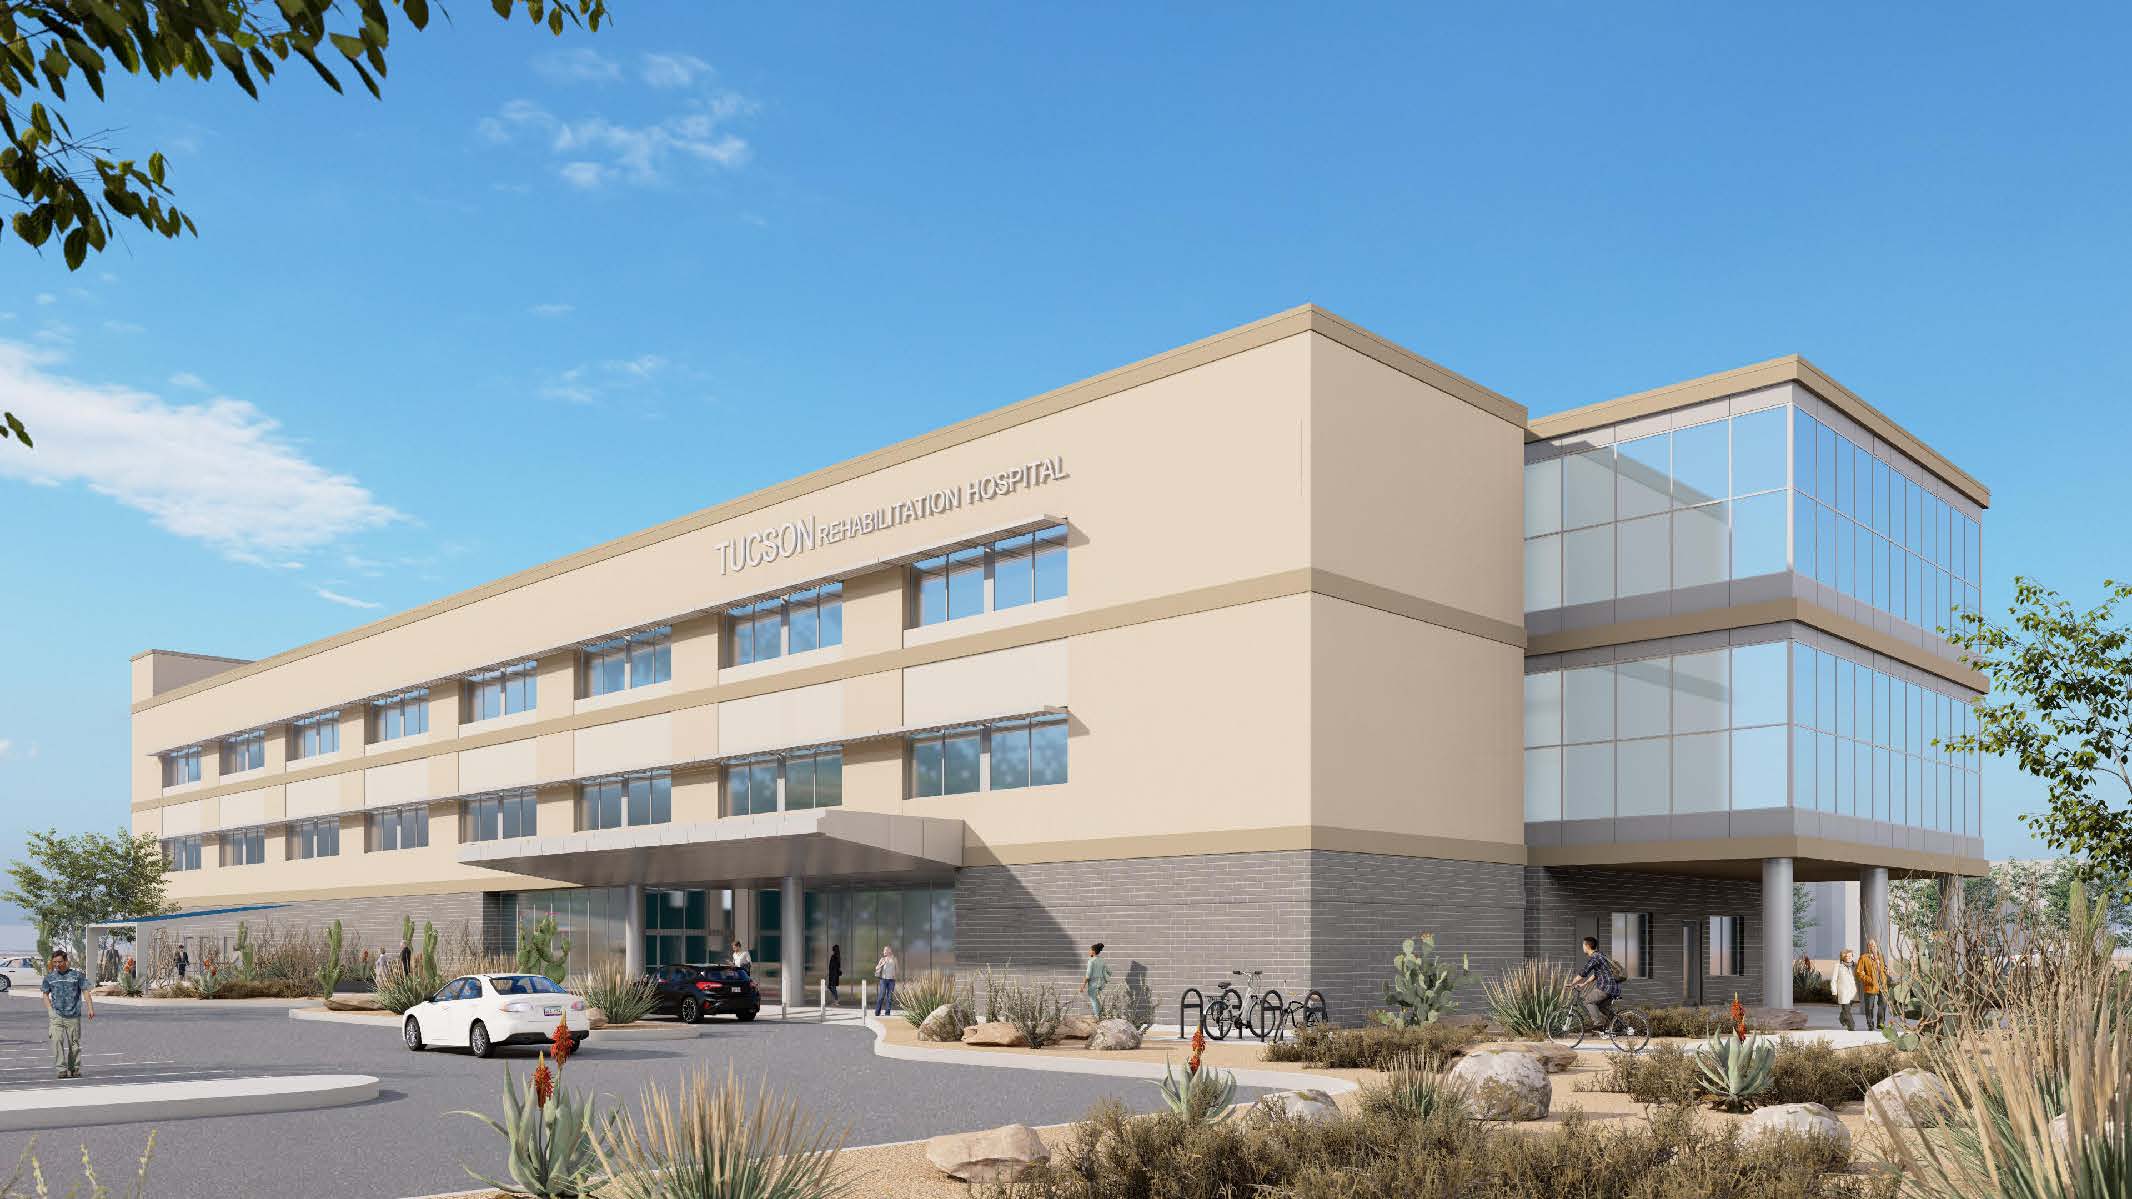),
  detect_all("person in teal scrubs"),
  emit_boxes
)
[1081,943,1110,1019]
